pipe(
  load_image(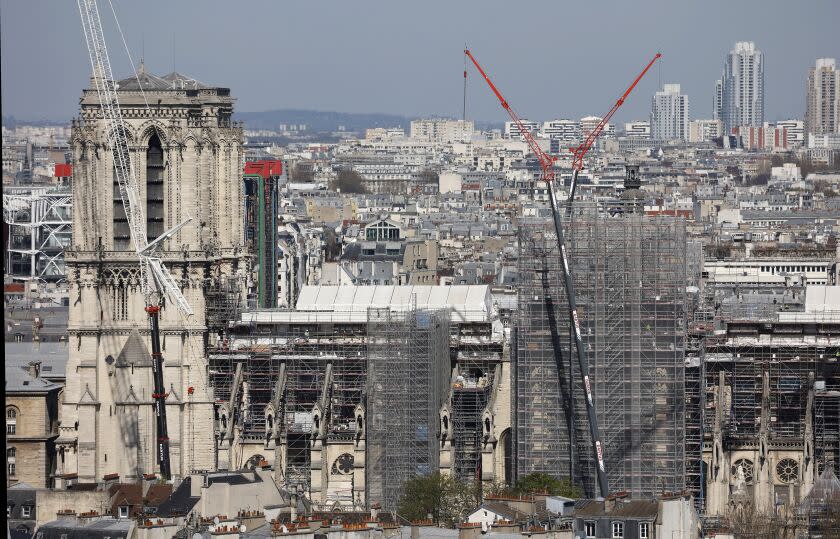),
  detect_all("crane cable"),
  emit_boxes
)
[106,0,150,111]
